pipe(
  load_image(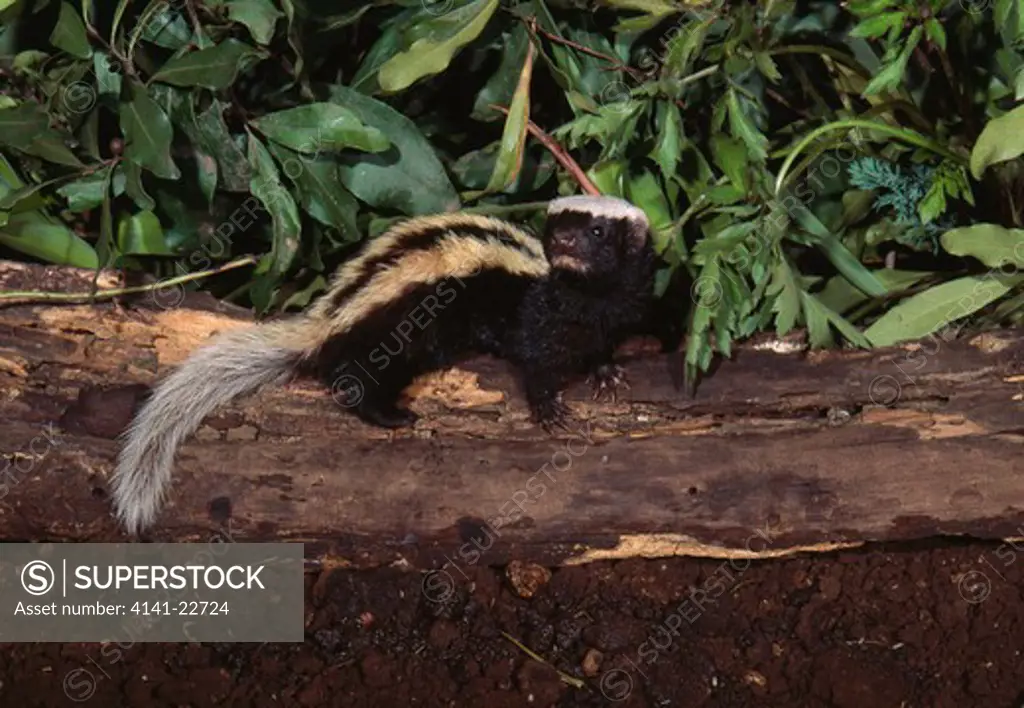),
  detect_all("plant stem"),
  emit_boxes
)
[0,256,258,306]
[774,119,968,195]
[489,104,600,195]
